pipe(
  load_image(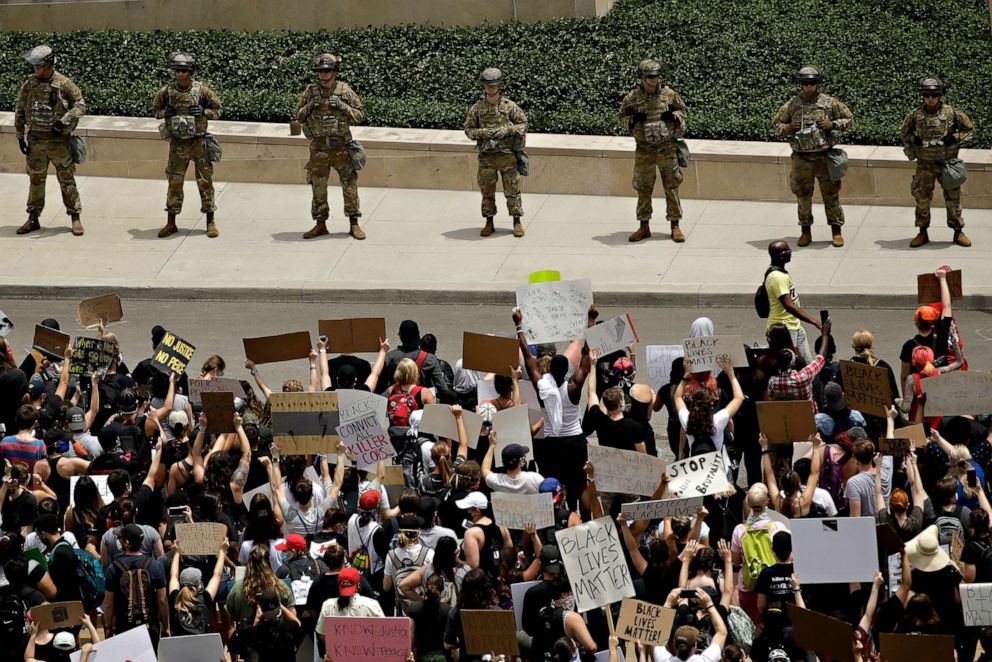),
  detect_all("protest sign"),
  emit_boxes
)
[77,293,124,328]
[917,269,962,303]
[879,437,911,458]
[189,377,246,404]
[887,552,903,598]
[151,329,196,376]
[310,539,339,561]
[478,379,543,436]
[792,441,812,466]
[787,604,854,662]
[492,492,554,530]
[615,598,676,646]
[158,633,225,662]
[175,522,226,556]
[920,371,992,416]
[241,481,272,507]
[620,496,704,521]
[585,314,639,357]
[792,517,878,584]
[69,625,156,662]
[766,508,792,528]
[839,360,892,417]
[69,336,116,376]
[666,452,728,498]
[555,516,635,613]
[337,413,395,469]
[681,335,748,373]
[515,278,593,344]
[338,390,388,430]
[876,523,905,555]
[70,474,111,508]
[492,405,533,465]
[880,633,954,662]
[318,318,386,354]
[243,331,312,364]
[587,445,666,497]
[462,332,519,375]
[32,324,70,360]
[756,400,816,443]
[324,616,412,662]
[893,424,927,448]
[419,404,484,448]
[511,579,541,631]
[461,609,519,656]
[201,391,236,434]
[270,392,340,455]
[961,583,992,626]
[645,345,683,392]
[32,601,84,632]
